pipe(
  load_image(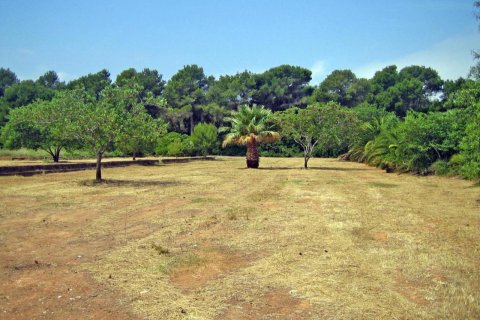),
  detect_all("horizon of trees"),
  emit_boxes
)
[0,61,478,180]
[0,62,470,126]
[2,1,480,182]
